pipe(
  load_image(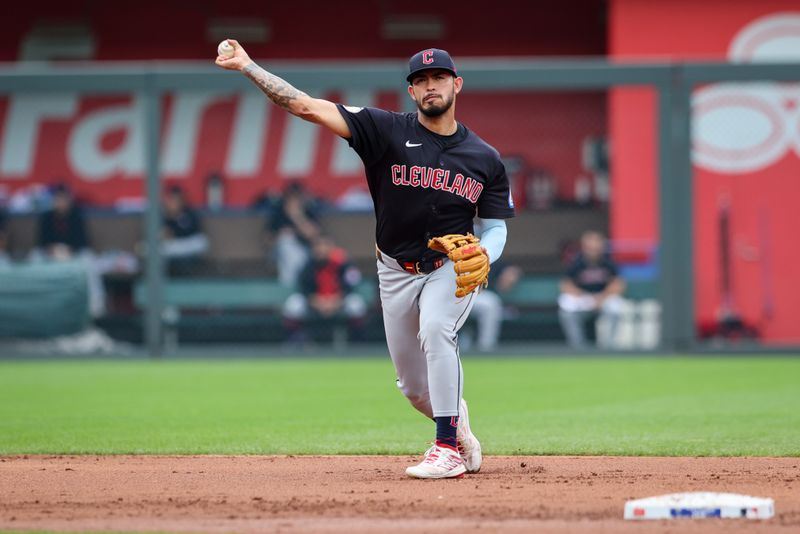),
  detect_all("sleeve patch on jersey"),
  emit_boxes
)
[343,105,364,113]
[508,191,515,209]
